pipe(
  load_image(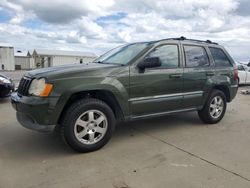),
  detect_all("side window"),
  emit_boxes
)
[184,46,209,68]
[209,47,232,67]
[245,66,250,72]
[237,65,245,71]
[146,45,179,68]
